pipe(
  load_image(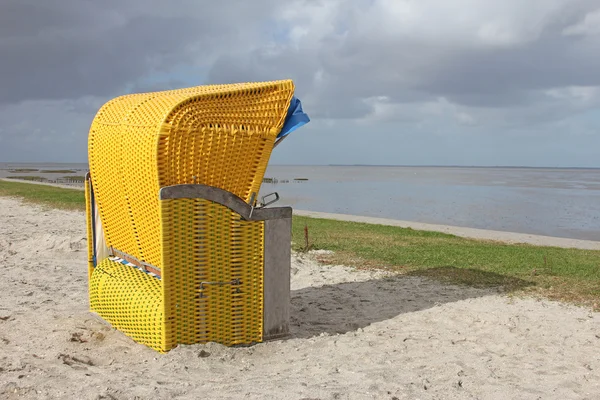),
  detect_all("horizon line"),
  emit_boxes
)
[1,161,599,170]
